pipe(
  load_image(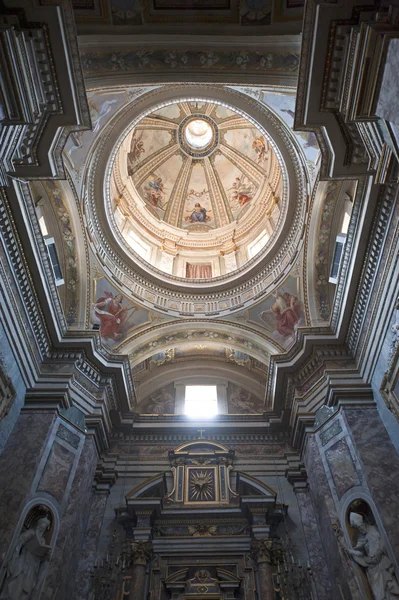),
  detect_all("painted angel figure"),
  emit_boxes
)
[252,134,268,164]
[143,177,166,210]
[92,292,137,340]
[259,292,302,339]
[127,131,145,175]
[348,512,399,600]
[230,175,254,208]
